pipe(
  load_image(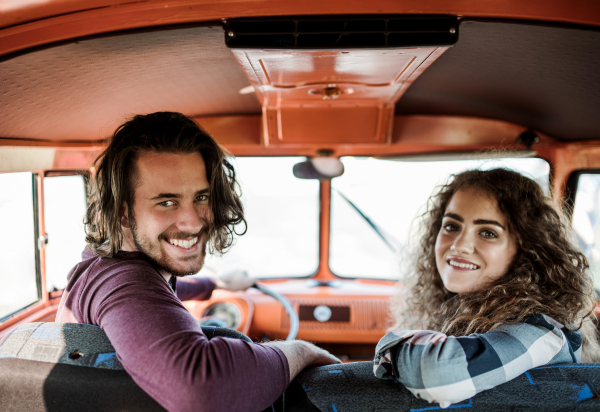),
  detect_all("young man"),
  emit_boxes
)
[56,112,339,412]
